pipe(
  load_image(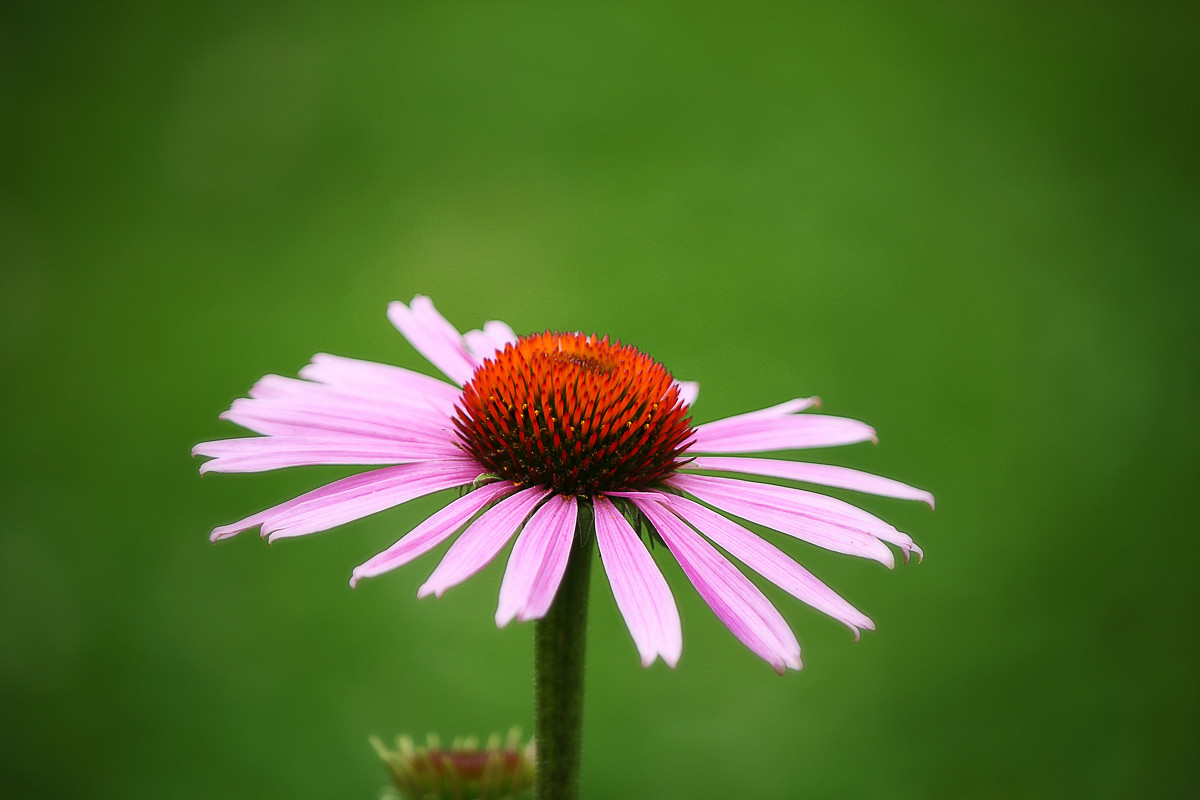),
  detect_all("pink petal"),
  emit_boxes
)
[667,474,901,566]
[674,380,699,408]
[264,460,484,542]
[690,397,819,438]
[194,436,462,474]
[350,481,515,586]
[222,374,455,442]
[691,412,876,454]
[247,375,453,423]
[211,470,399,541]
[210,459,484,542]
[222,402,451,443]
[593,497,683,668]
[418,486,551,599]
[298,353,460,410]
[680,473,925,562]
[628,493,802,674]
[686,457,935,508]
[464,320,519,362]
[388,296,478,386]
[495,494,578,626]
[656,494,874,636]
